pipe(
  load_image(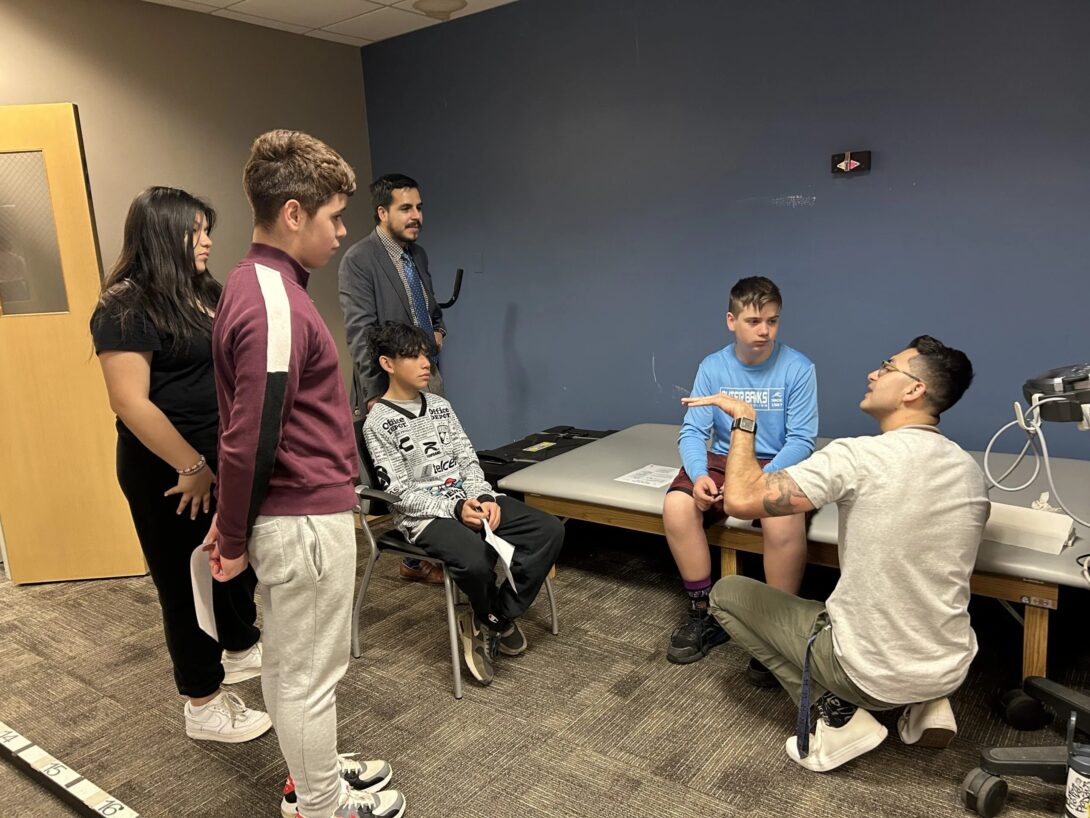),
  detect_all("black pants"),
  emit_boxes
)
[415,496,565,623]
[116,438,259,698]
